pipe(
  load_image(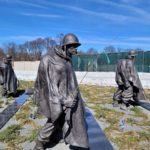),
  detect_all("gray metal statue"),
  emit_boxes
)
[113,50,146,109]
[1,55,18,97]
[33,33,89,150]
[0,61,5,98]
